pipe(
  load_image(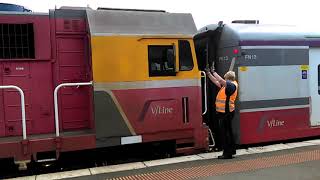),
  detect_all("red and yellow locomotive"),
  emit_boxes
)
[0,7,208,169]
